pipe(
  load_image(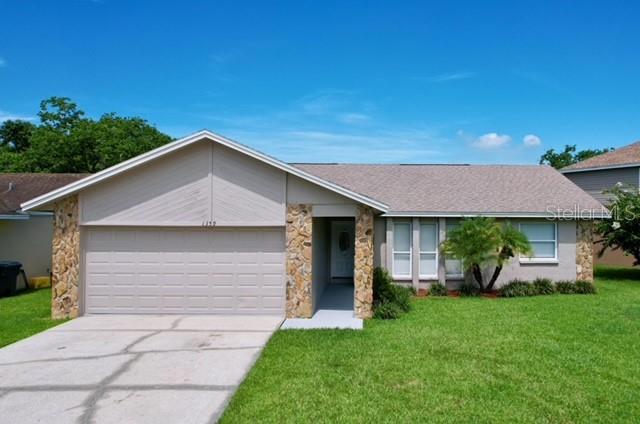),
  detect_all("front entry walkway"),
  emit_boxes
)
[281,284,363,330]
[0,315,281,424]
